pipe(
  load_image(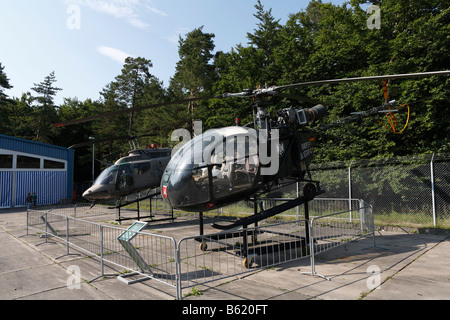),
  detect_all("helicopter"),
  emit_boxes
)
[82,146,172,203]
[67,134,172,207]
[161,104,326,214]
[54,70,450,230]
[159,70,450,230]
